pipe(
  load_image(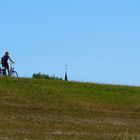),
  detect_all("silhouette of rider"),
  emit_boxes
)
[1,51,15,76]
